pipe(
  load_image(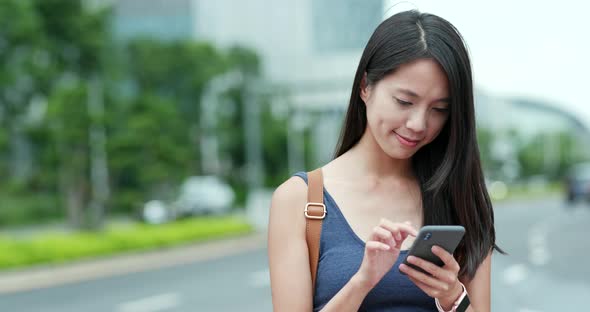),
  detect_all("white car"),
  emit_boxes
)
[173,176,235,216]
